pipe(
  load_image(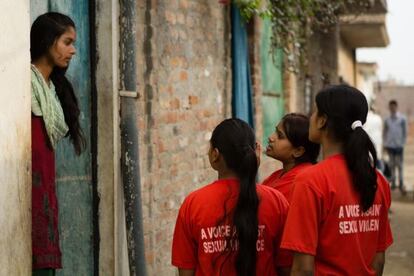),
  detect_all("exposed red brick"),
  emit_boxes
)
[169,98,180,109]
[179,71,188,81]
[188,95,199,106]
[164,10,176,25]
[179,0,189,9]
[135,2,232,275]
